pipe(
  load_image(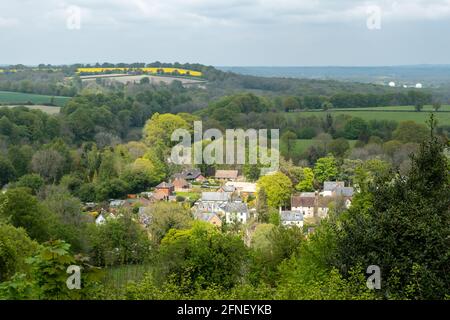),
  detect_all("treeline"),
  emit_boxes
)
[2,63,440,105]
[200,91,433,116]
[0,71,79,97]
